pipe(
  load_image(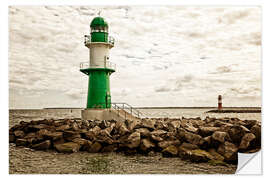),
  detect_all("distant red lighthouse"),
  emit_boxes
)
[218,95,222,110]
